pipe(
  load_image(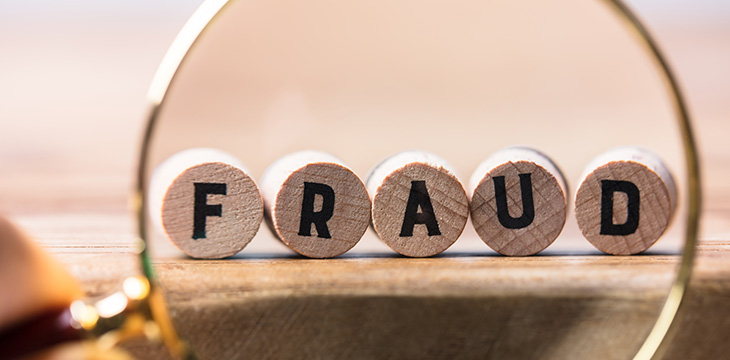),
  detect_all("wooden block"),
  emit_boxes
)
[469,147,568,256]
[367,151,469,257]
[575,147,677,255]
[260,151,371,258]
[149,148,264,259]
